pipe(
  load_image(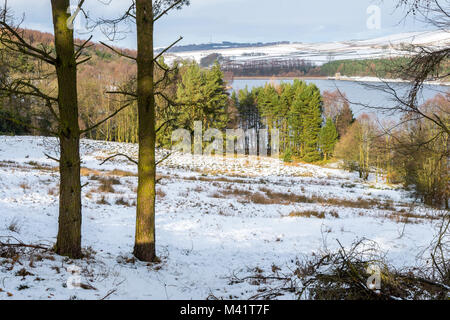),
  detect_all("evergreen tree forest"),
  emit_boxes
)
[234,80,342,162]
